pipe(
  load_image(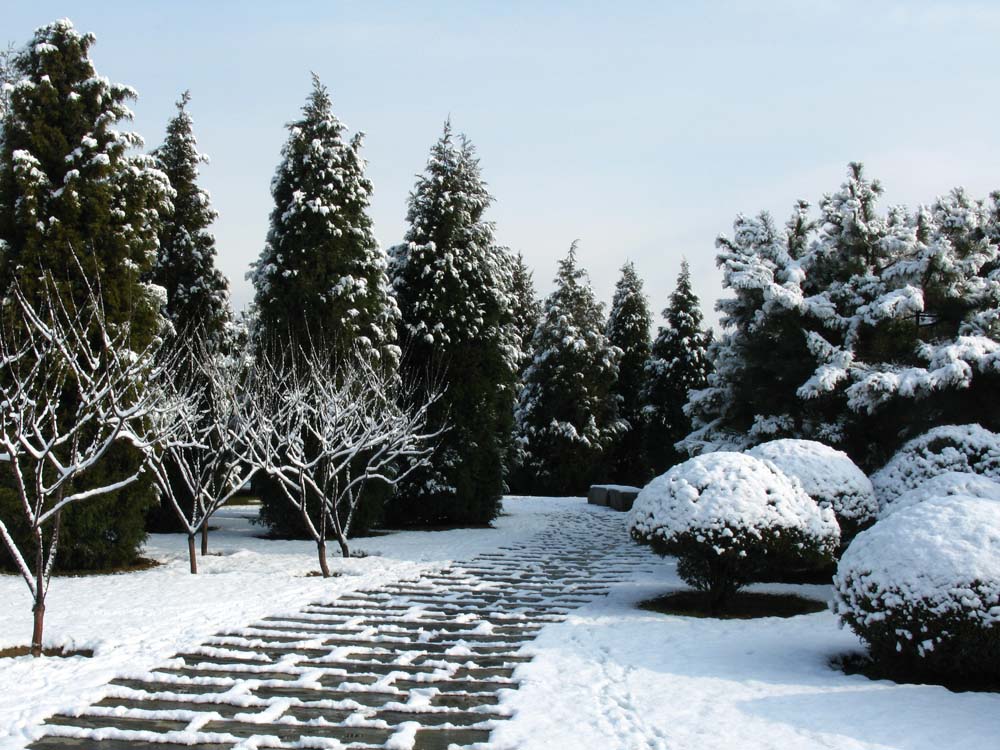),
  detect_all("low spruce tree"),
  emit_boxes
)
[643,260,712,475]
[513,243,624,495]
[605,261,652,485]
[0,19,170,570]
[249,75,399,538]
[386,122,519,526]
